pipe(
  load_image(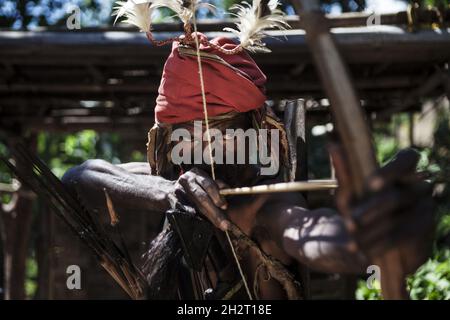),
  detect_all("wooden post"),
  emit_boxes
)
[35,204,53,299]
[284,99,308,182]
[1,135,36,300]
[0,200,5,299]
[1,134,38,300]
[283,99,311,299]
